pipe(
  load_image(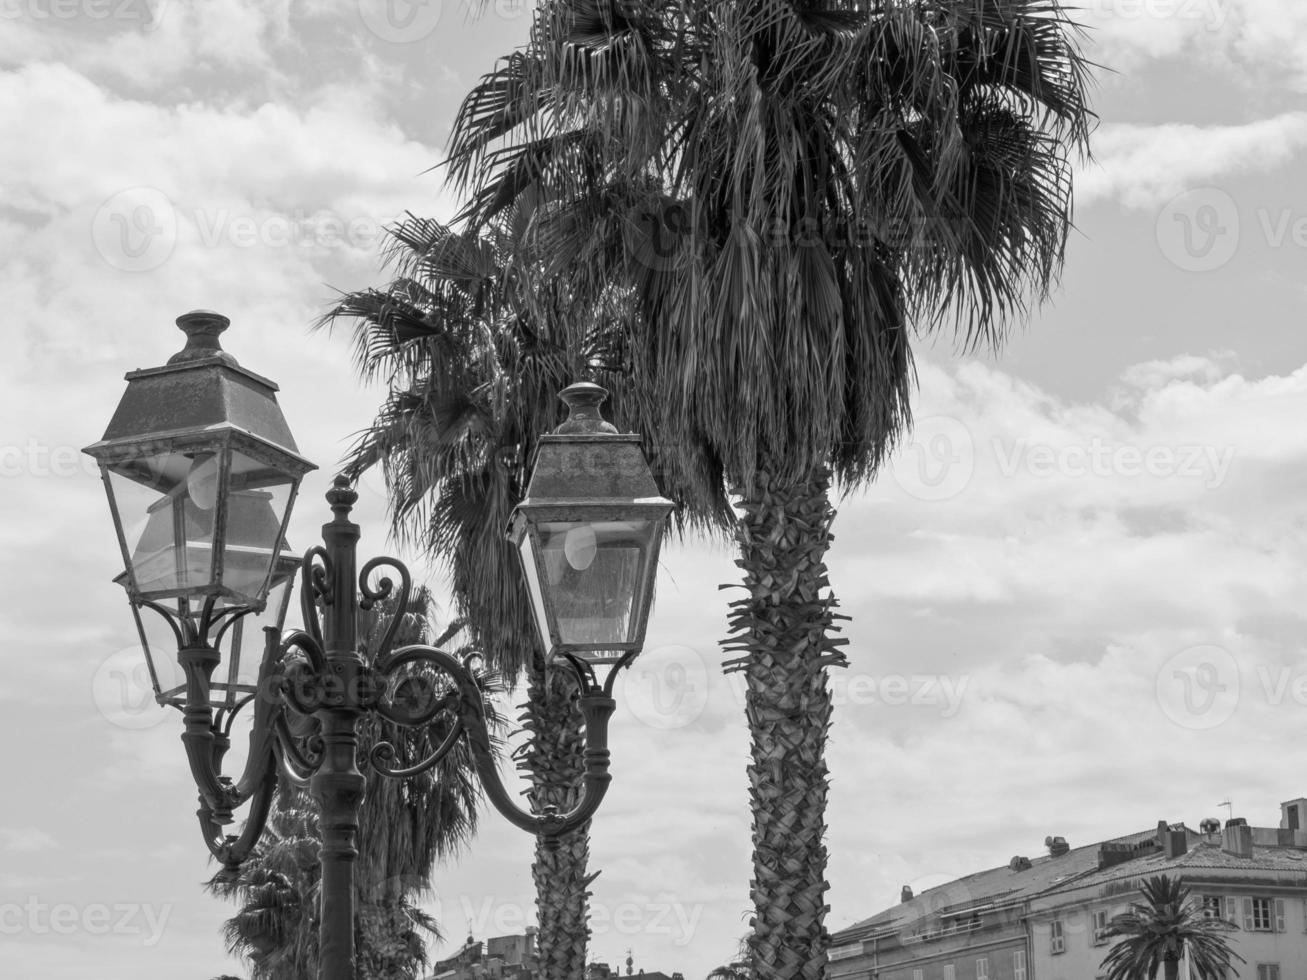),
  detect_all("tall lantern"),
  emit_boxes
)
[83,310,316,709]
[508,382,673,666]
